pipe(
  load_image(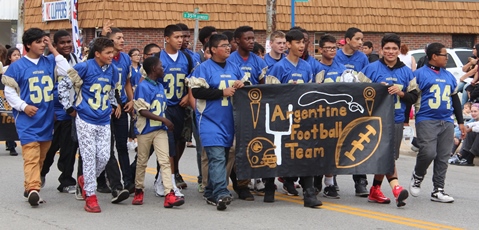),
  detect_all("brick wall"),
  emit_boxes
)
[79,28,457,57]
